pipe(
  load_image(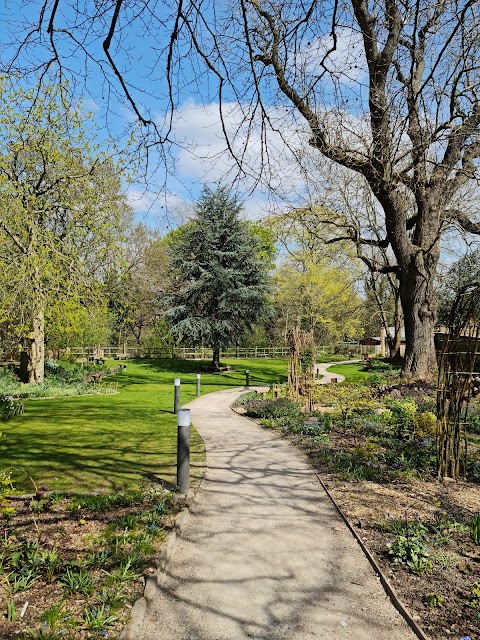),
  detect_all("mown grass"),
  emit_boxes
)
[1,358,287,493]
[325,361,375,383]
